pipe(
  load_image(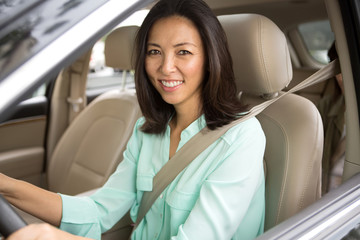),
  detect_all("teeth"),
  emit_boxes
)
[161,80,183,88]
